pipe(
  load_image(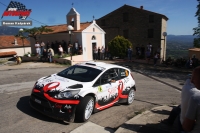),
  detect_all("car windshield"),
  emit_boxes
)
[57,65,102,82]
